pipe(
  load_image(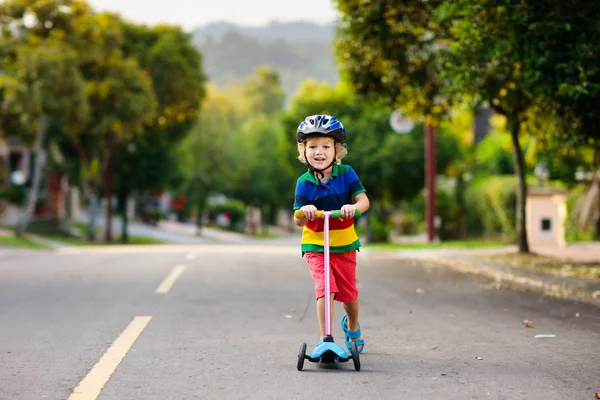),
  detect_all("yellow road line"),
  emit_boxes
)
[155,264,186,294]
[69,316,152,400]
